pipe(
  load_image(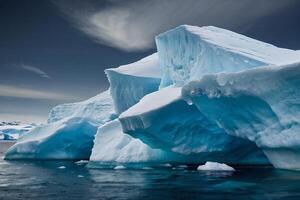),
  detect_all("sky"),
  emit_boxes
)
[0,0,300,123]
